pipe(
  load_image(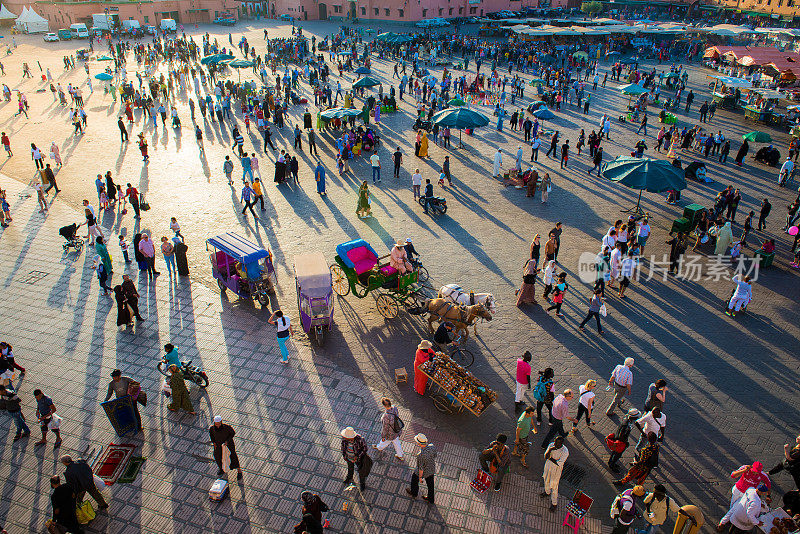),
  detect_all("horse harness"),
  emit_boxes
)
[430,299,471,324]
